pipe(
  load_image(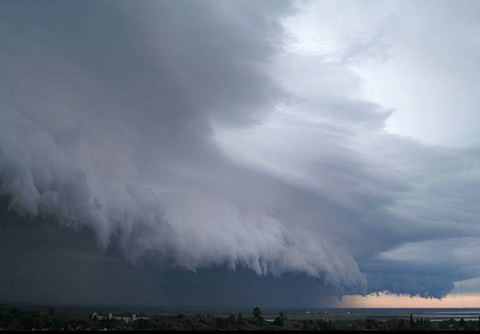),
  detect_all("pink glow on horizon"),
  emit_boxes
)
[338,293,480,308]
